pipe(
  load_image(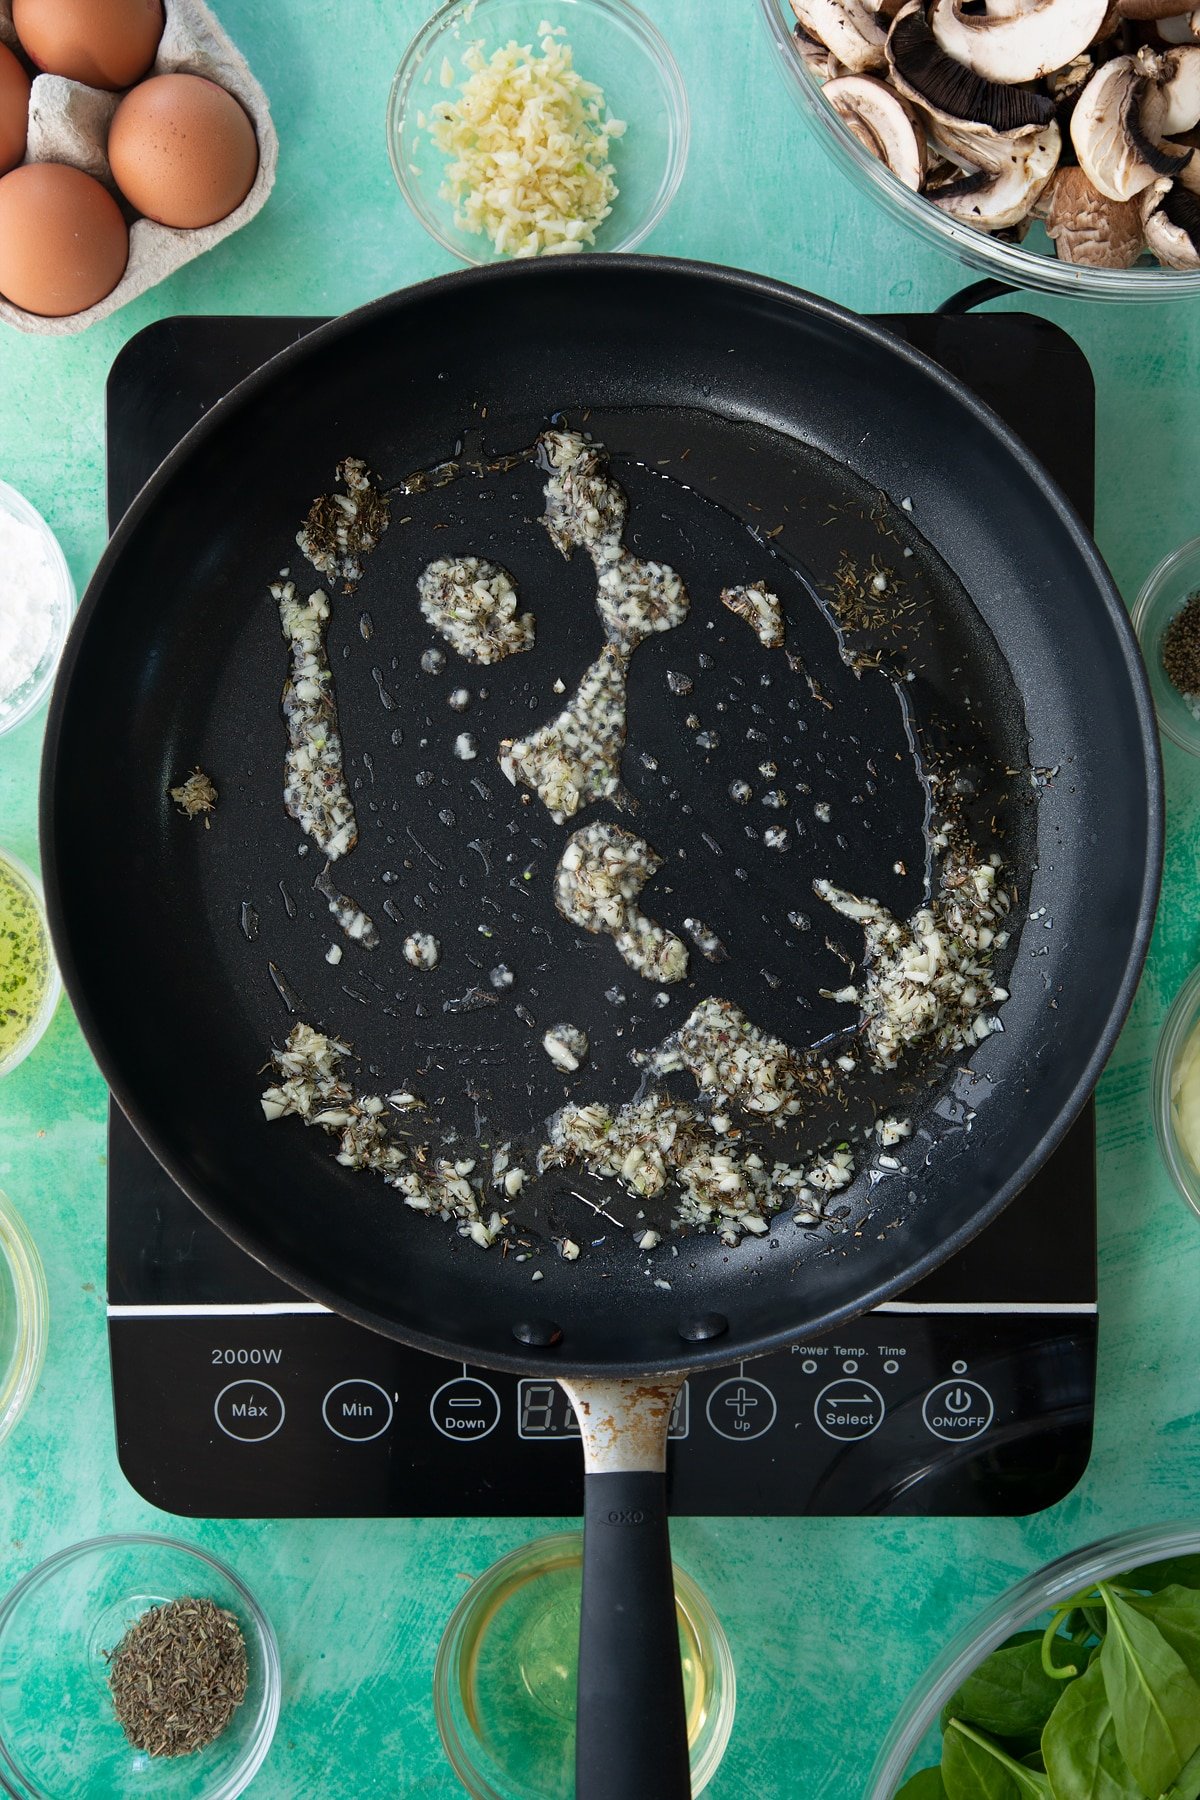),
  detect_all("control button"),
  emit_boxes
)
[322,1379,394,1443]
[214,1380,285,1442]
[430,1376,501,1441]
[923,1380,994,1443]
[706,1377,777,1440]
[814,1379,885,1441]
